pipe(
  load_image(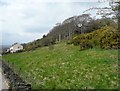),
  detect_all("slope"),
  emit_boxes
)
[2,43,118,89]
